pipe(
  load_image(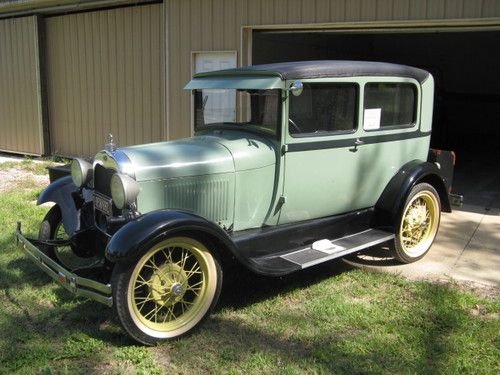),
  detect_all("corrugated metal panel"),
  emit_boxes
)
[0,16,42,155]
[167,0,499,140]
[46,3,164,157]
